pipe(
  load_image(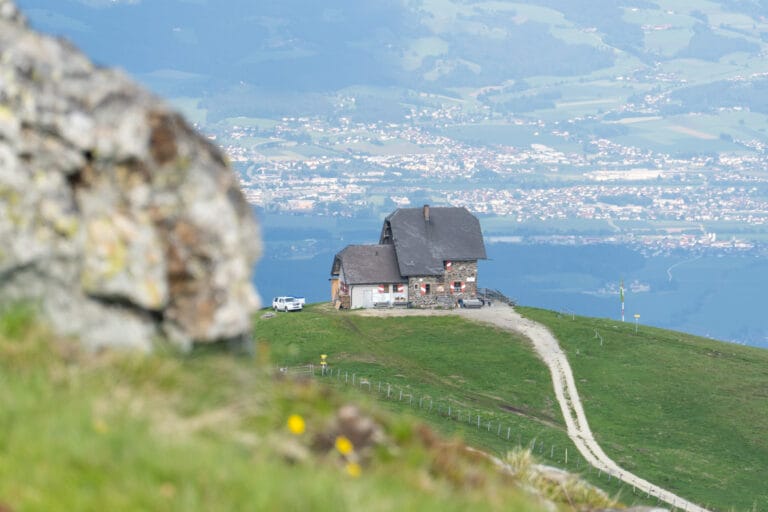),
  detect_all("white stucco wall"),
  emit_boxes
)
[350,285,378,308]
[349,284,407,308]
